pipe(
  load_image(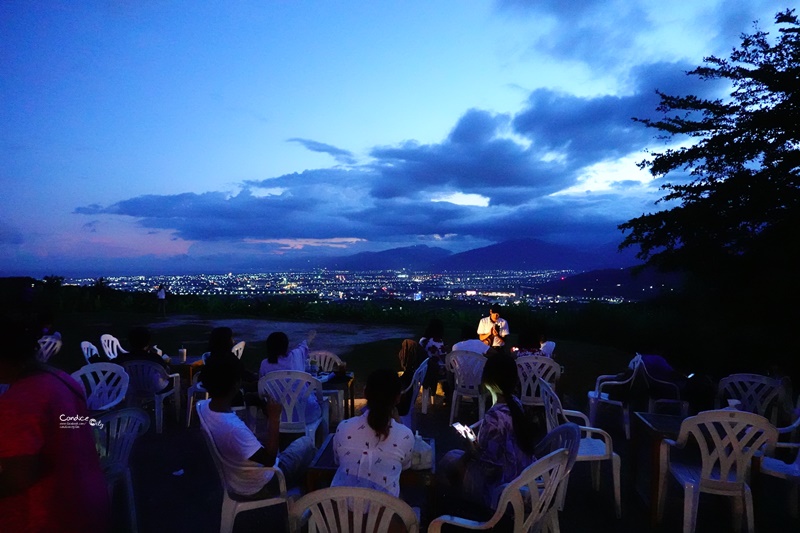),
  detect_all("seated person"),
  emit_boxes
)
[332,369,413,497]
[513,330,544,359]
[116,326,169,370]
[0,318,110,531]
[419,318,452,402]
[397,339,426,417]
[204,326,259,405]
[438,355,538,508]
[196,353,315,497]
[259,330,321,423]
[452,325,490,355]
